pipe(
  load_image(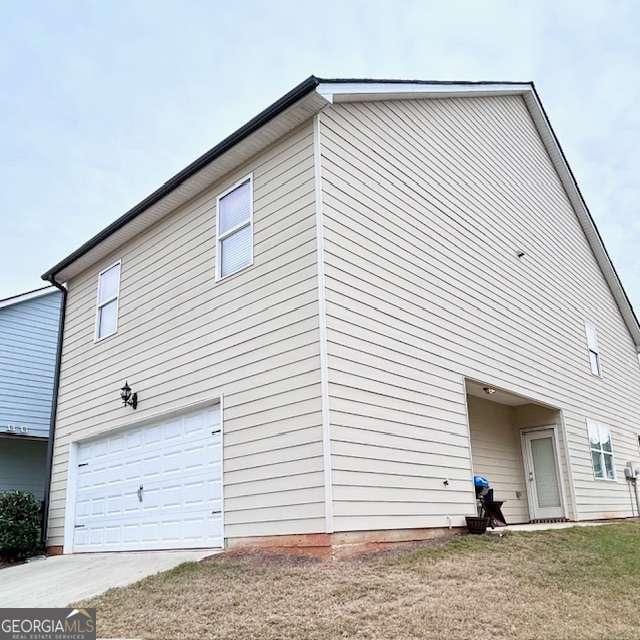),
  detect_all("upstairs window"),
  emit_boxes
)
[587,420,615,480]
[584,320,601,377]
[95,261,121,340]
[216,175,253,280]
